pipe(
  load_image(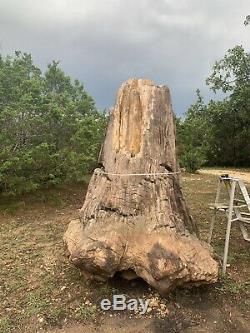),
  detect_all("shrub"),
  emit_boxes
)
[180,147,206,173]
[0,52,107,195]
